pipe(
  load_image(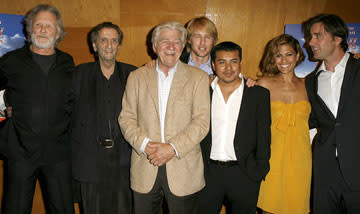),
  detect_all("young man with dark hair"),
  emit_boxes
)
[303,14,360,213]
[199,41,271,214]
